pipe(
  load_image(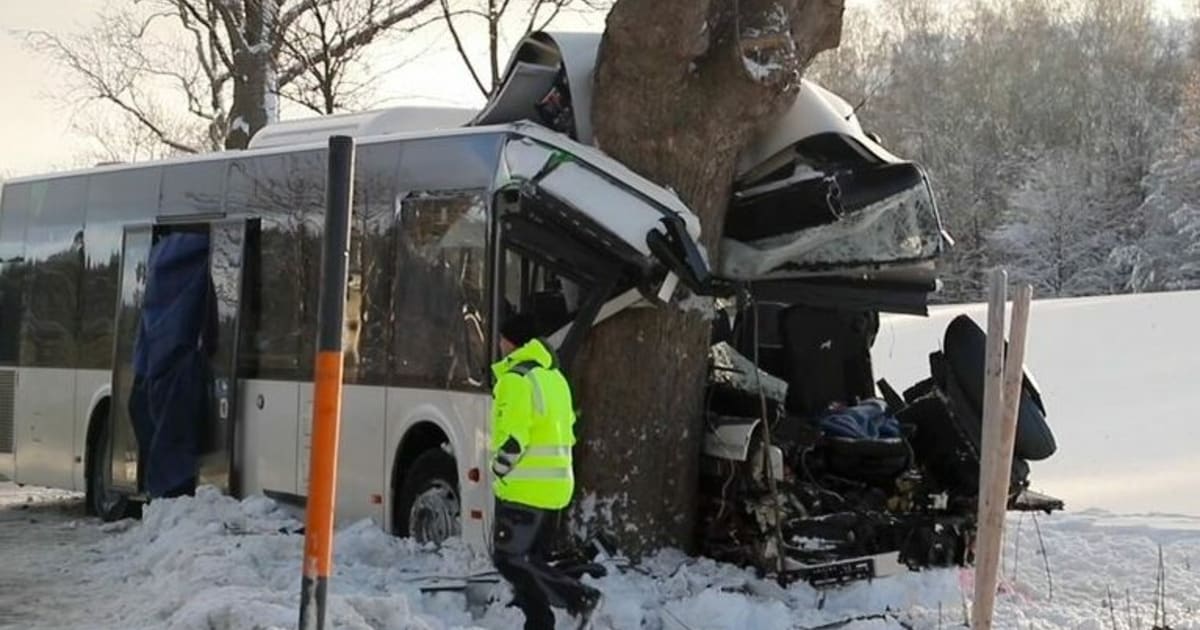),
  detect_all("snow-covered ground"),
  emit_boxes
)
[3,290,1200,629]
[3,482,1200,630]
